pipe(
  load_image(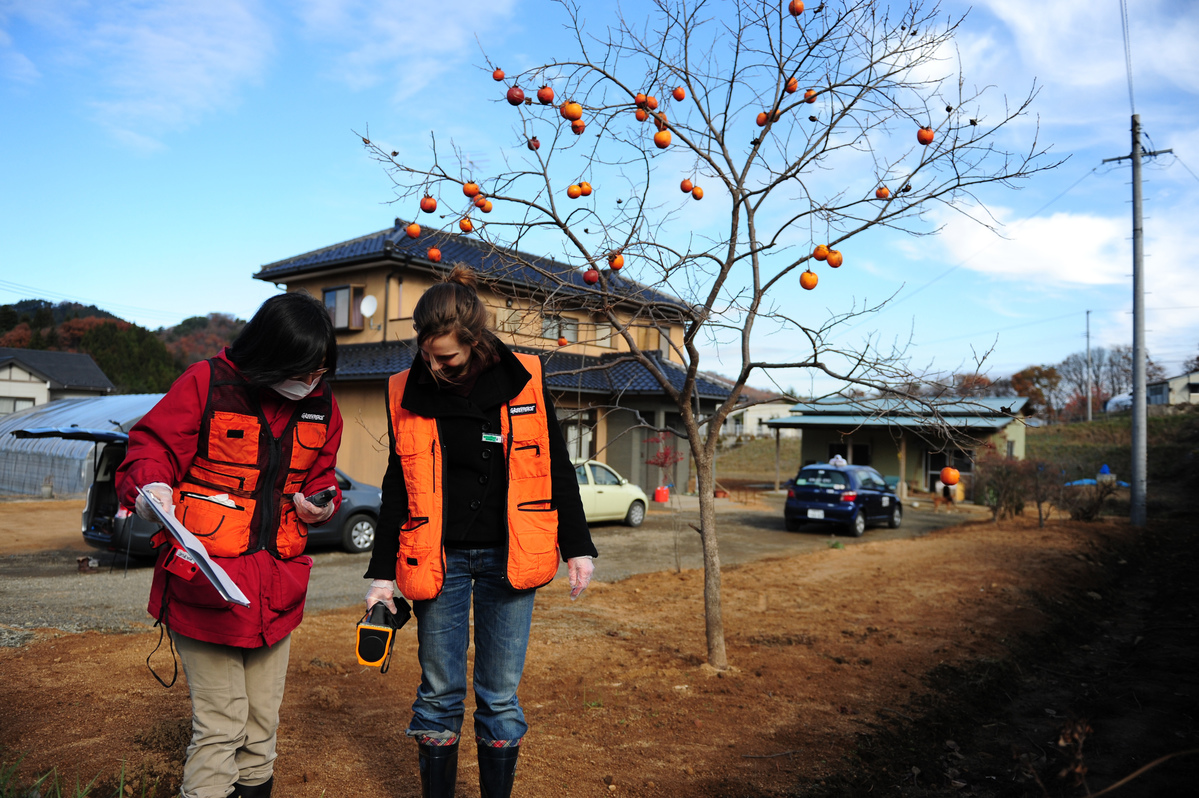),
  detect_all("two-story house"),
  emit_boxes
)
[253,220,731,493]
[0,348,114,414]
